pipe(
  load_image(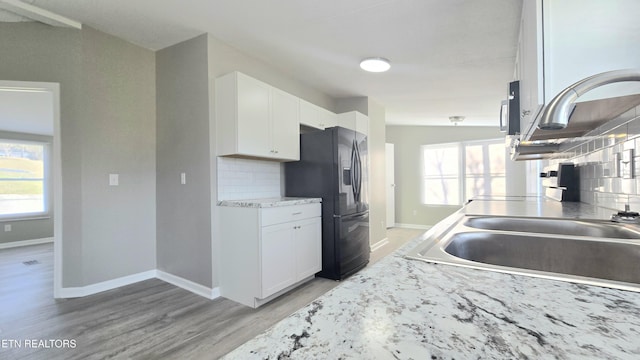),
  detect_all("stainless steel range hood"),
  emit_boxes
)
[511,93,640,160]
